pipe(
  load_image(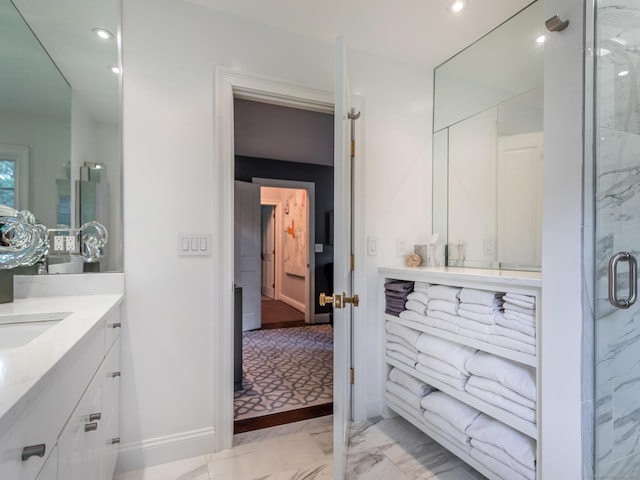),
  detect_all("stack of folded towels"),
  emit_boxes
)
[424,285,461,333]
[420,392,480,453]
[467,414,536,480]
[399,286,430,323]
[457,288,504,342]
[385,321,421,368]
[414,333,476,390]
[385,367,434,418]
[489,293,537,355]
[464,351,537,424]
[384,280,414,316]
